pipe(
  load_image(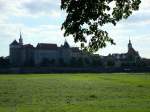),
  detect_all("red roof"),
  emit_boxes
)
[36,43,58,50]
